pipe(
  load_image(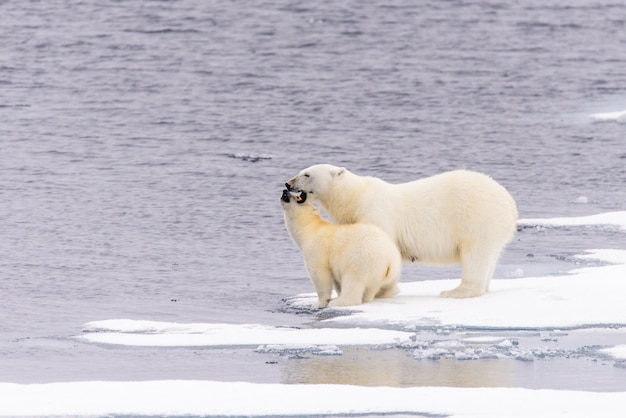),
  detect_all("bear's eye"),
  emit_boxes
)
[304,173,310,178]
